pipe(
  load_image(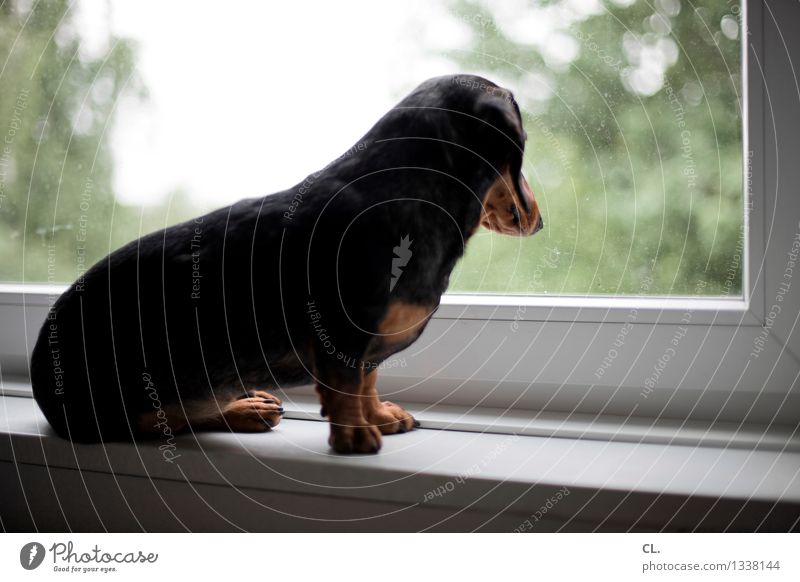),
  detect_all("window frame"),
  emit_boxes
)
[2,0,797,429]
